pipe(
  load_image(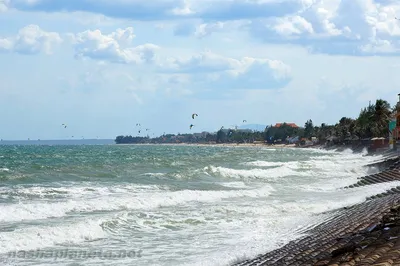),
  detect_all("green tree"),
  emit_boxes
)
[372,99,391,137]
[304,119,314,138]
[216,129,227,143]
